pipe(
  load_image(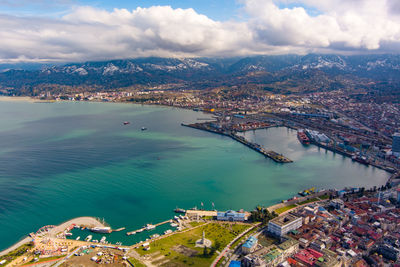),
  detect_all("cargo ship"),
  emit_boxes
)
[297,129,310,145]
[352,155,369,166]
